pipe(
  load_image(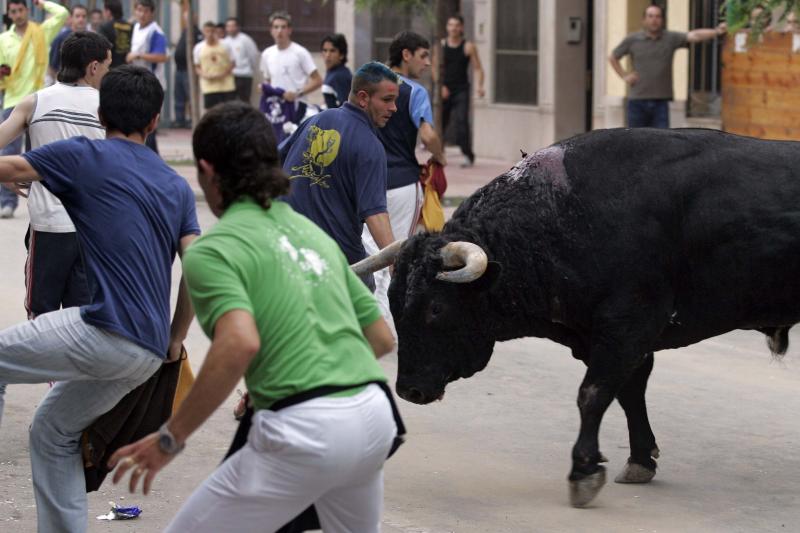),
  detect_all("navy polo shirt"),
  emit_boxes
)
[280,102,388,264]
